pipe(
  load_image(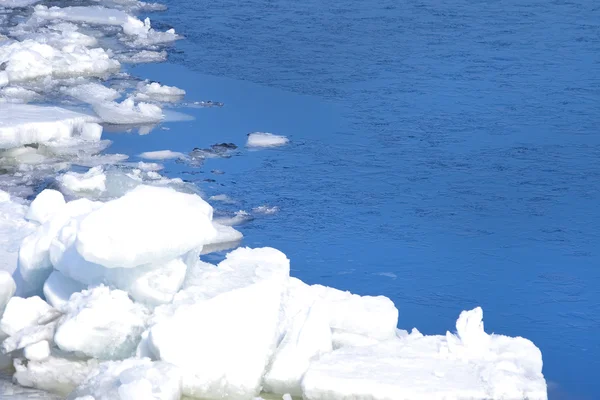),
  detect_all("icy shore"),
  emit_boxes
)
[0,0,547,399]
